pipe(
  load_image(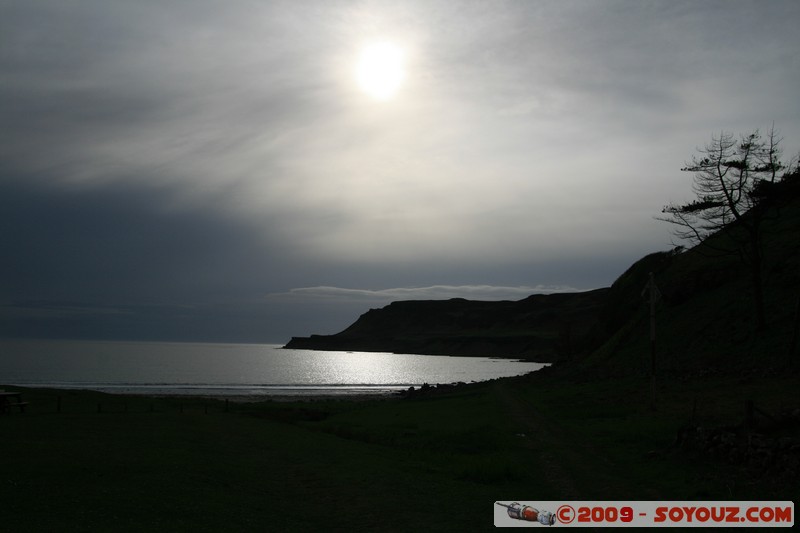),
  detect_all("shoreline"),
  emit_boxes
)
[4,383,405,401]
[3,373,519,403]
